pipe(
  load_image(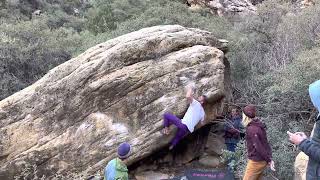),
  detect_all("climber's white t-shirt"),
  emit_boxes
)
[181,99,205,133]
